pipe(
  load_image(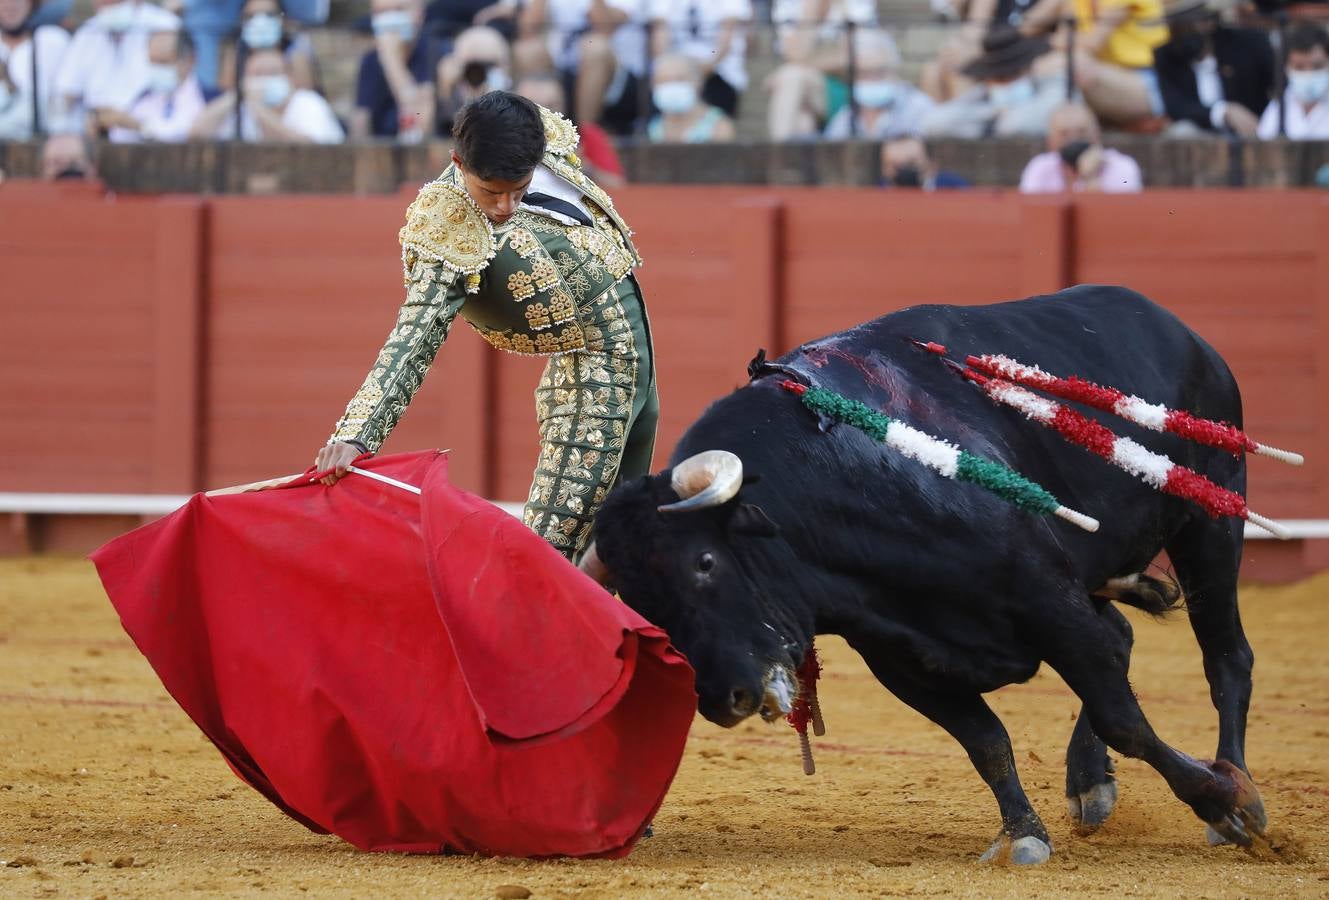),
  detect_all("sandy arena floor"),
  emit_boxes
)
[1,557,1327,898]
